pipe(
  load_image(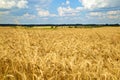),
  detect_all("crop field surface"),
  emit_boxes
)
[0,27,120,80]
